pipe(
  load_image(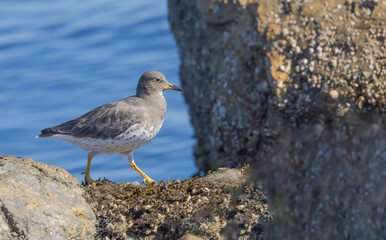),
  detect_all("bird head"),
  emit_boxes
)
[136,71,182,96]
